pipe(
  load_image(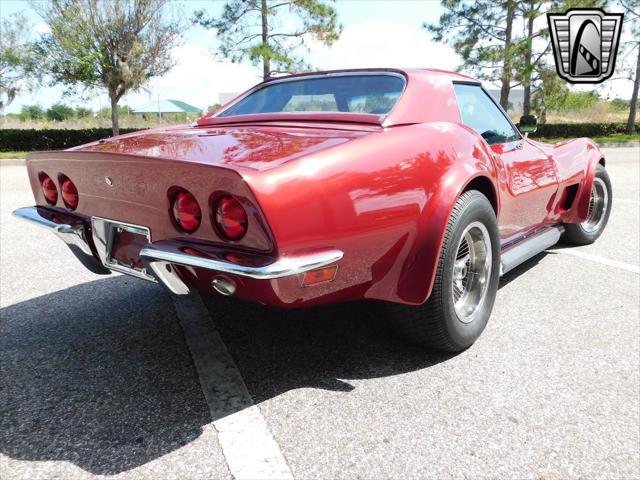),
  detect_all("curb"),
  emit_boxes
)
[0,159,26,166]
